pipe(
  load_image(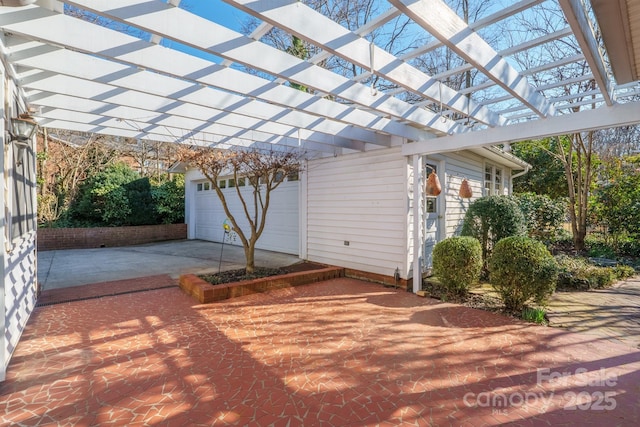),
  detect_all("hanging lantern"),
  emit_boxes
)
[425,171,442,196]
[459,178,473,198]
